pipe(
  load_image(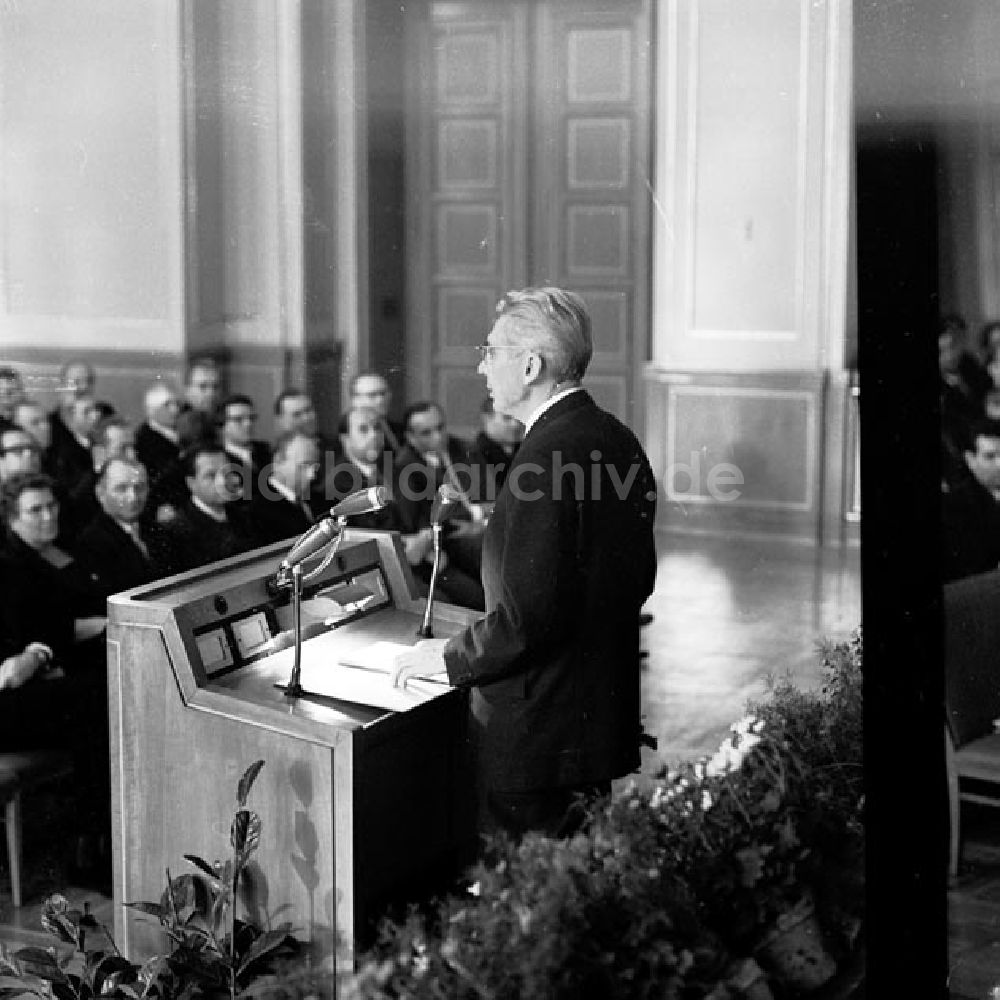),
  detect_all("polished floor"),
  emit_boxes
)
[636,529,861,770]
